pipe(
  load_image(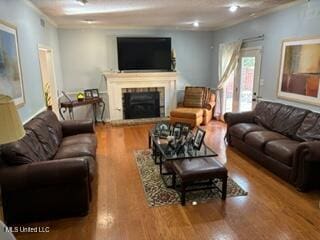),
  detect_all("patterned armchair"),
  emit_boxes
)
[170,87,216,128]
